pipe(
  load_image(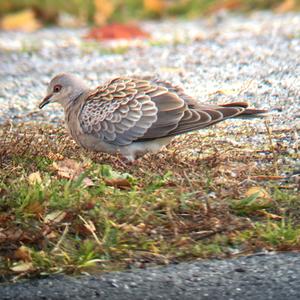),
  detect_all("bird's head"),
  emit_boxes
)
[39,73,88,109]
